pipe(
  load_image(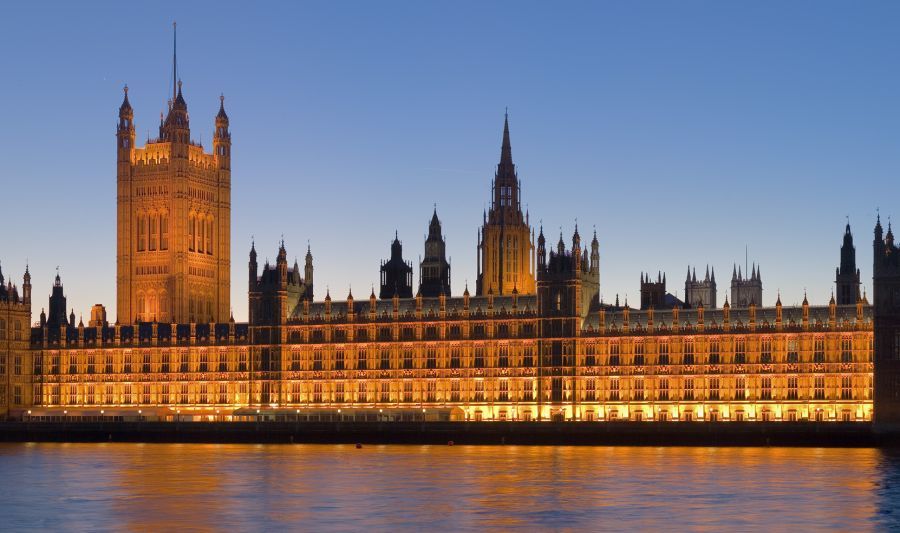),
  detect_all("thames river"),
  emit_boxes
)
[0,443,898,530]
